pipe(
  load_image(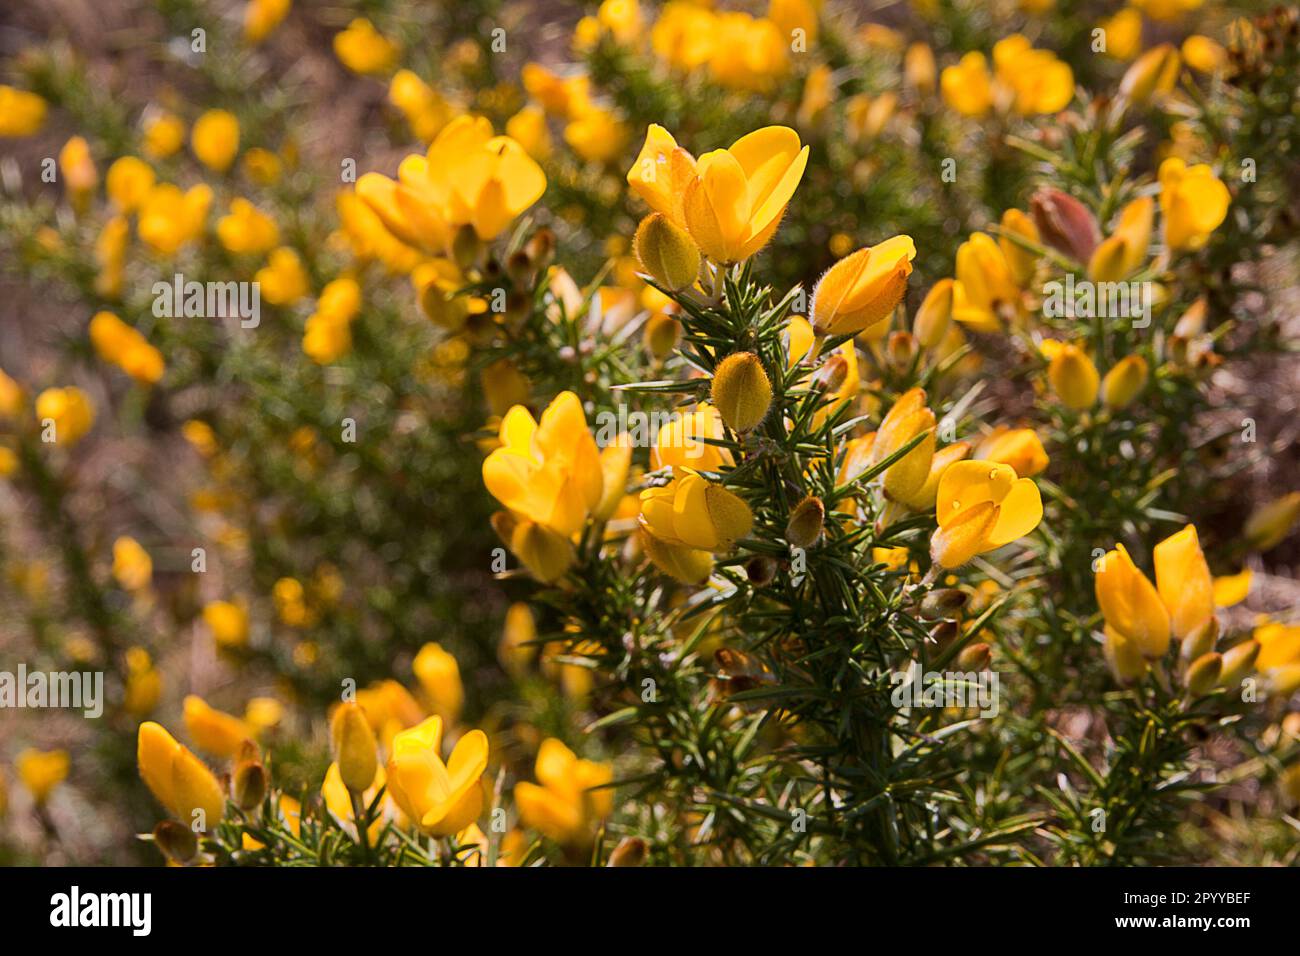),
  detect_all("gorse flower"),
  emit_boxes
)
[514,738,613,846]
[940,35,1074,118]
[17,749,68,806]
[639,468,754,552]
[1158,158,1231,252]
[930,460,1044,569]
[137,721,226,830]
[627,124,809,264]
[89,311,165,385]
[810,235,916,336]
[483,391,603,582]
[191,109,240,173]
[384,715,488,836]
